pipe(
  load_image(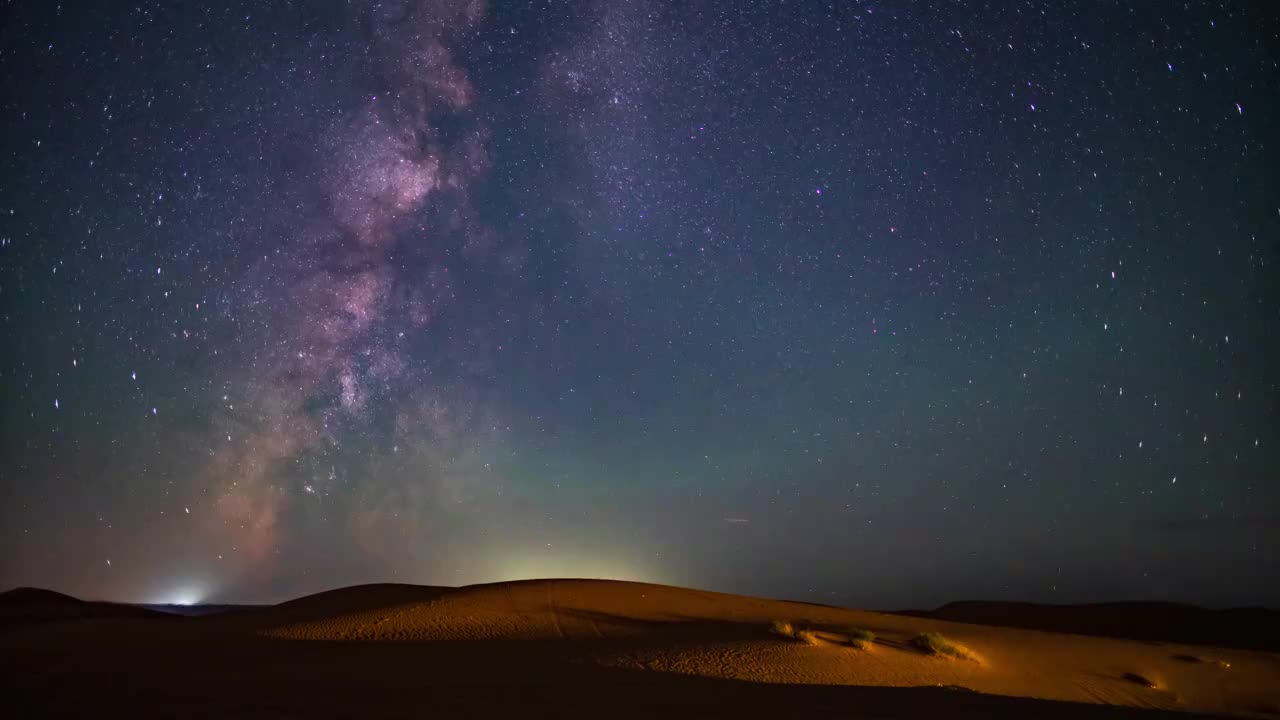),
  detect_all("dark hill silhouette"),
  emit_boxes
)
[137,603,261,616]
[904,600,1280,651]
[0,587,84,605]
